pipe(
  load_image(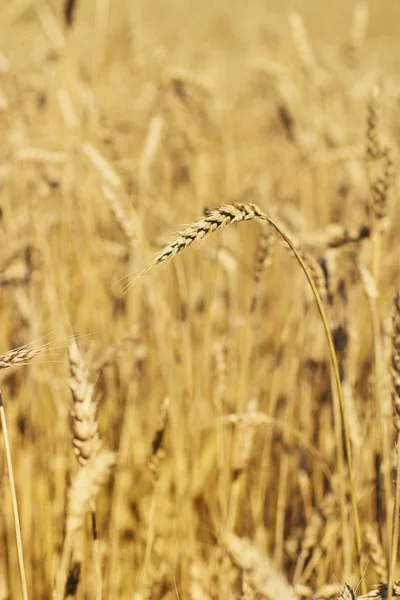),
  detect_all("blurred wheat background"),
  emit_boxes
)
[1,0,400,598]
